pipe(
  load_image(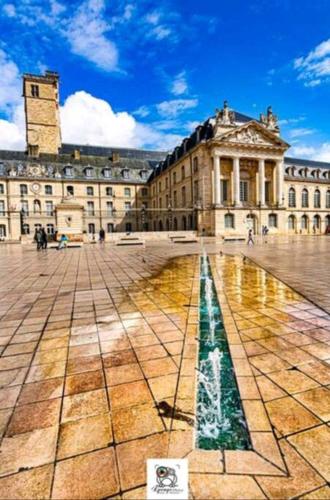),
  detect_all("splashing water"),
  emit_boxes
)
[196,254,251,450]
